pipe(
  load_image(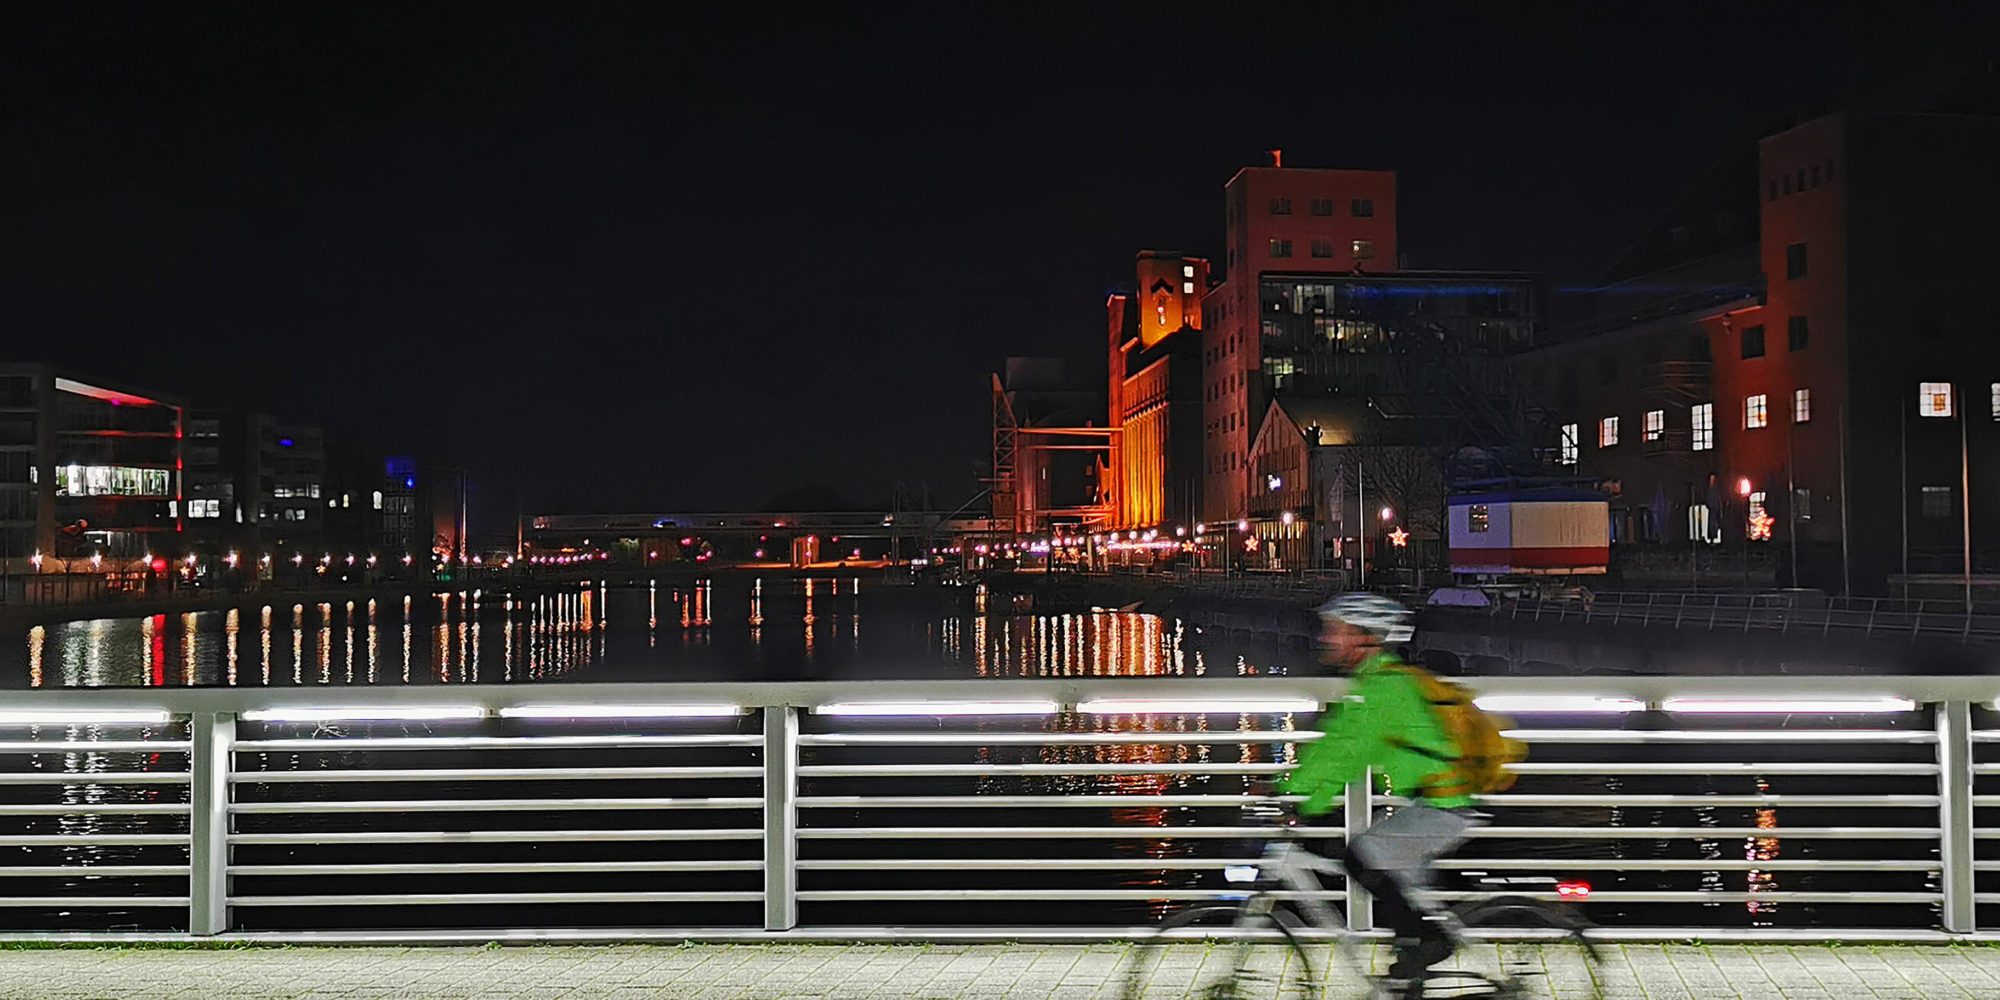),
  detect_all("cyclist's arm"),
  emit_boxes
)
[1280,683,1388,814]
